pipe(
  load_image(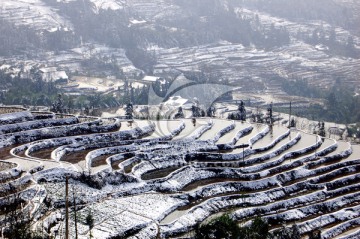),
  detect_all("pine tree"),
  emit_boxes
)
[308,230,321,239]
[125,102,133,120]
[195,214,240,239]
[207,106,215,117]
[291,224,301,239]
[85,210,94,239]
[238,101,246,121]
[174,107,184,119]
